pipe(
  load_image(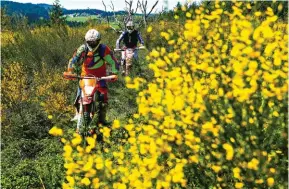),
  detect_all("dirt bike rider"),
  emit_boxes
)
[67,29,119,126]
[115,20,145,74]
